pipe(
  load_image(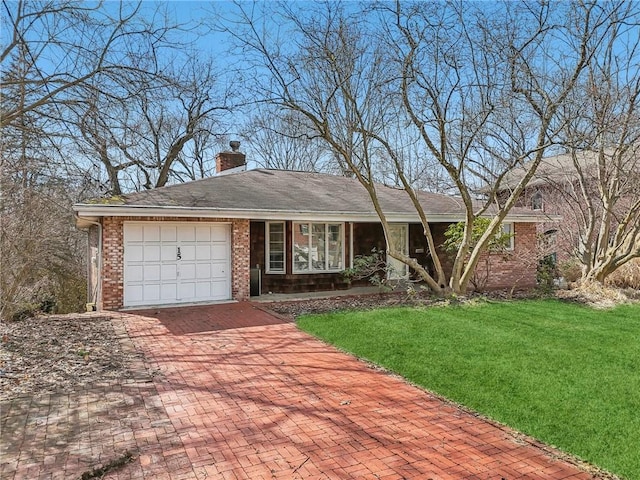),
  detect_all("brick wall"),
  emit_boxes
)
[512,185,577,266]
[420,222,538,292]
[102,217,124,310]
[231,219,250,301]
[482,222,538,291]
[100,216,250,310]
[347,221,539,292]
